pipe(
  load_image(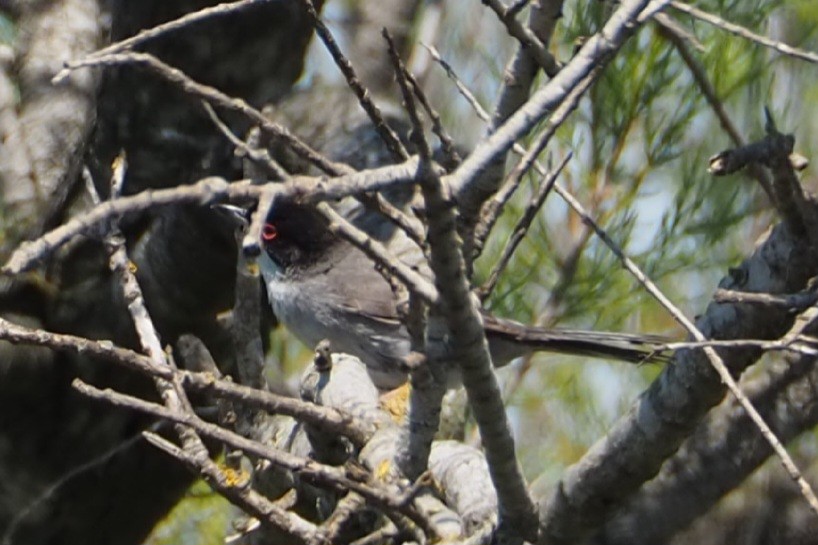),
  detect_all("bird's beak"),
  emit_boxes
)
[242,236,261,258]
[212,203,251,228]
[211,204,262,258]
